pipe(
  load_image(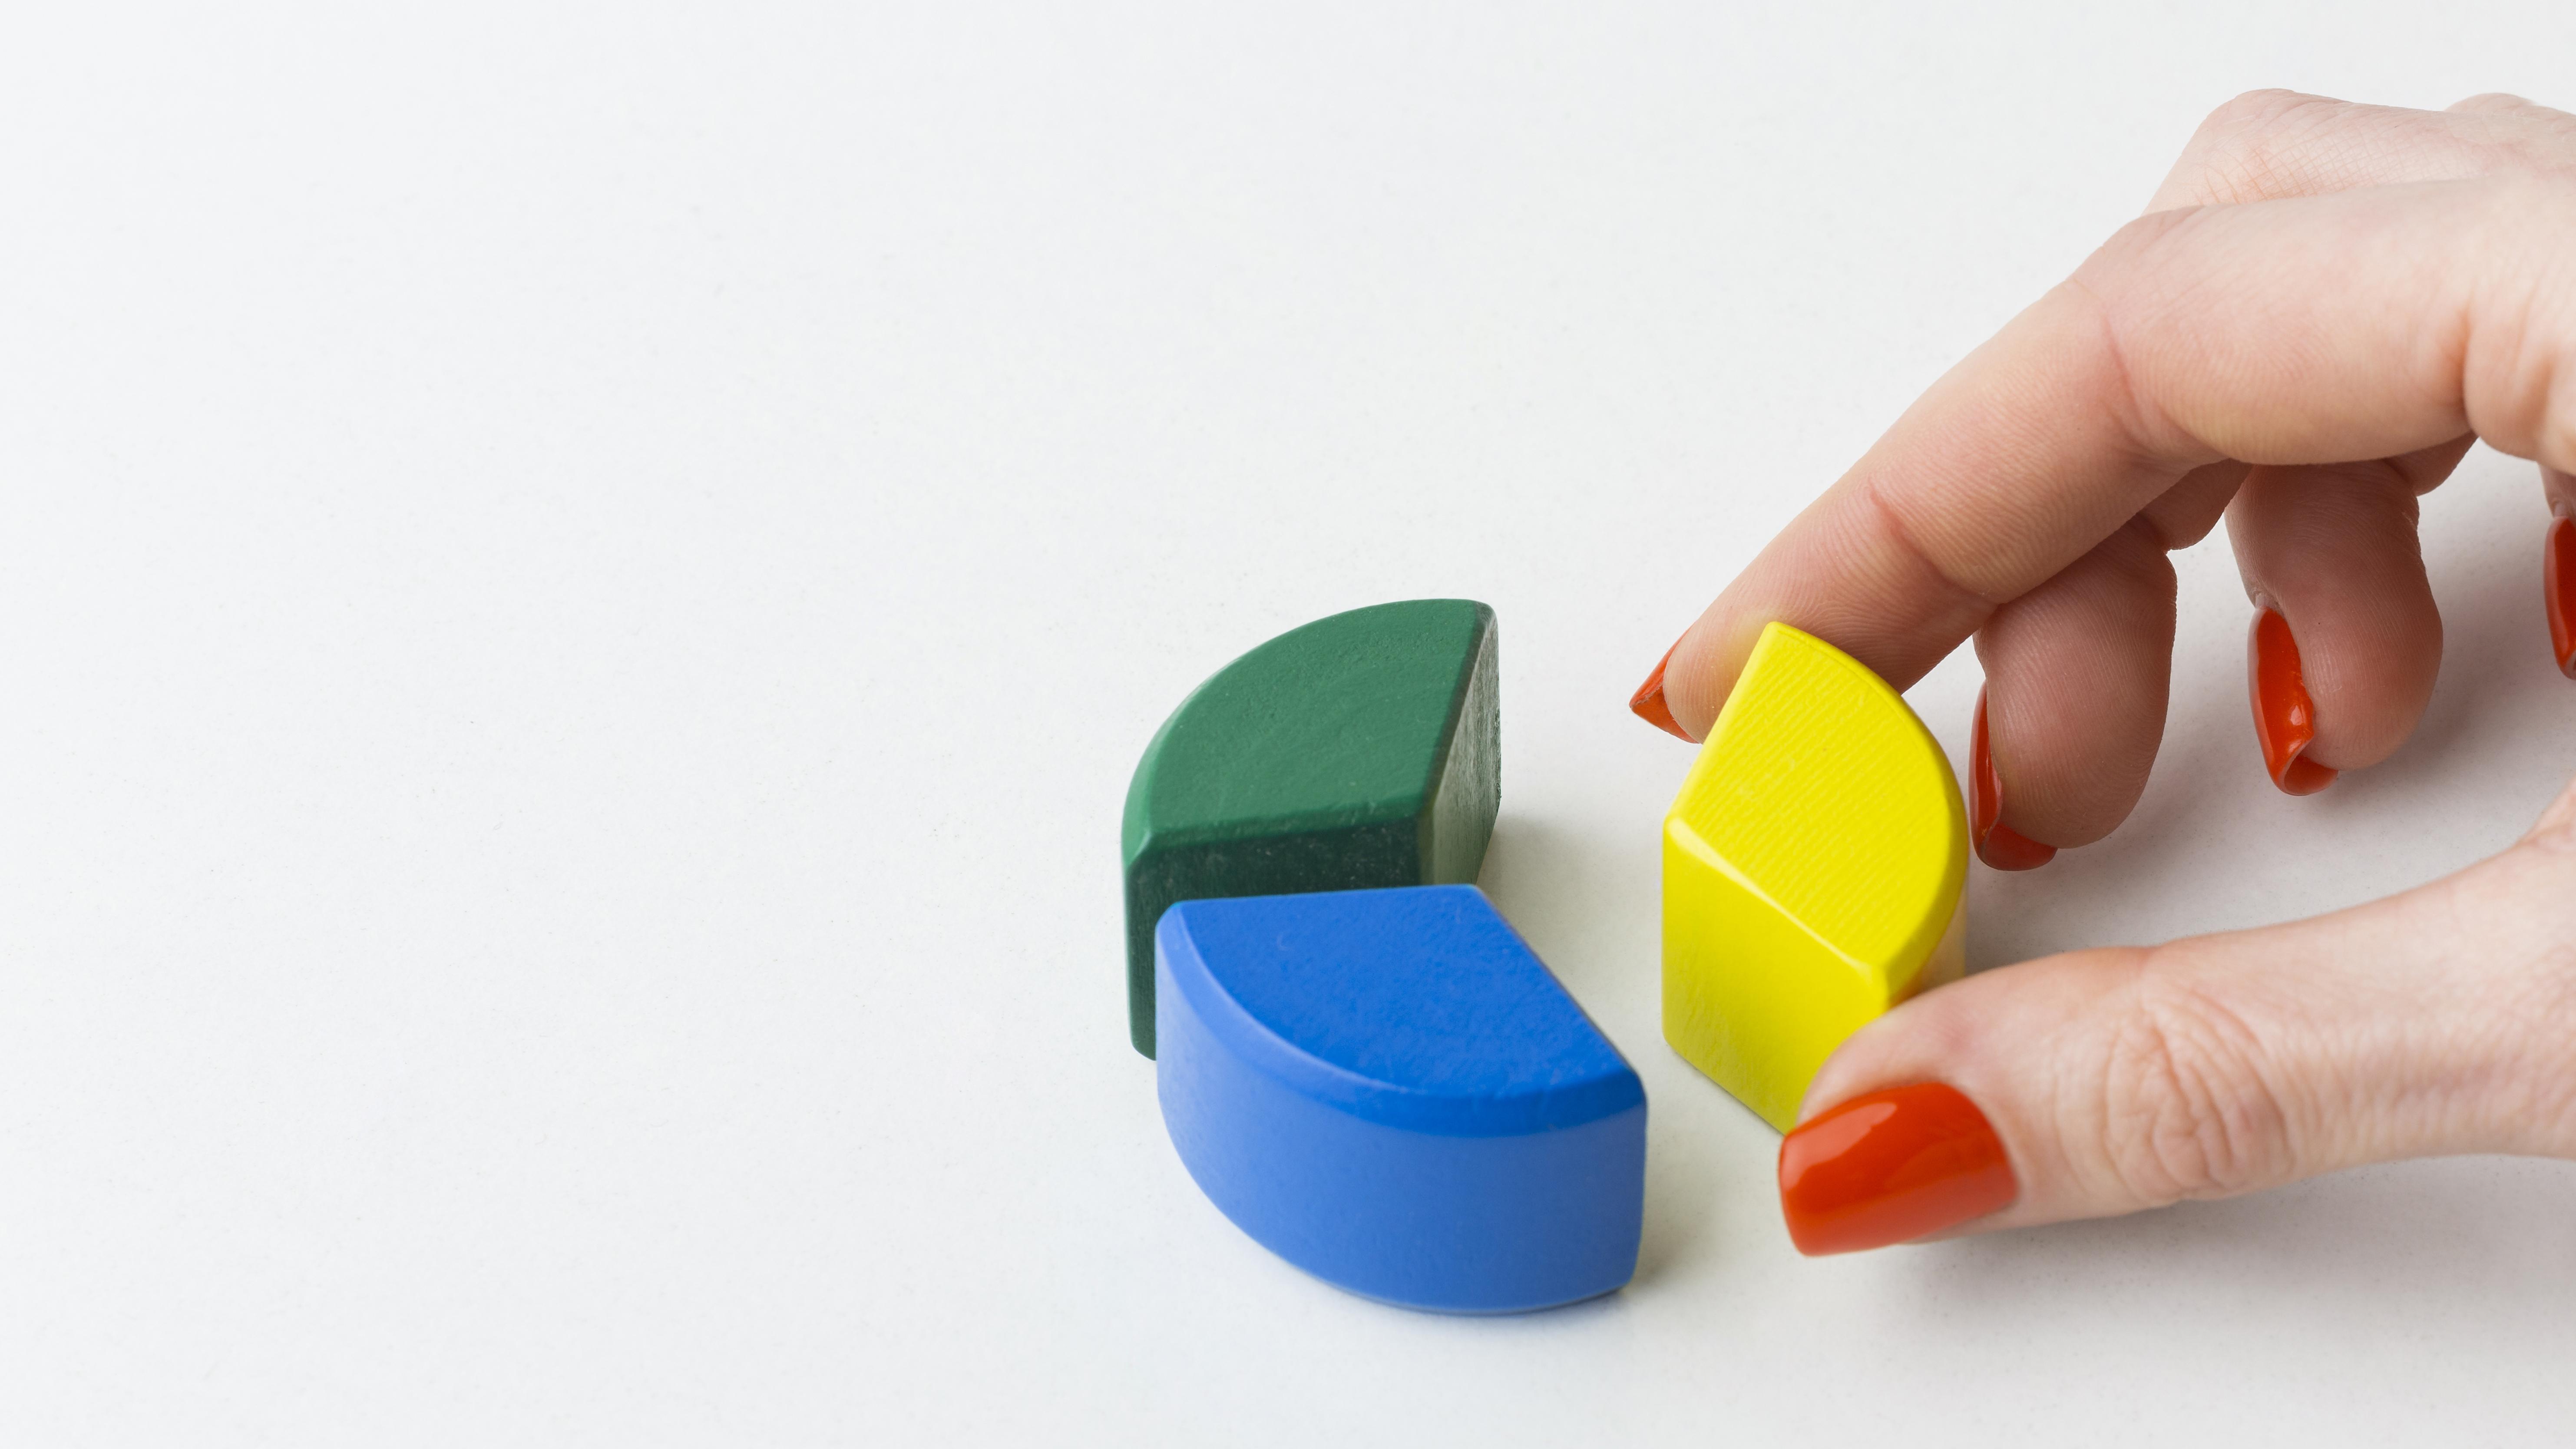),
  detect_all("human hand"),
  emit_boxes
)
[1631,91,2576,1253]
